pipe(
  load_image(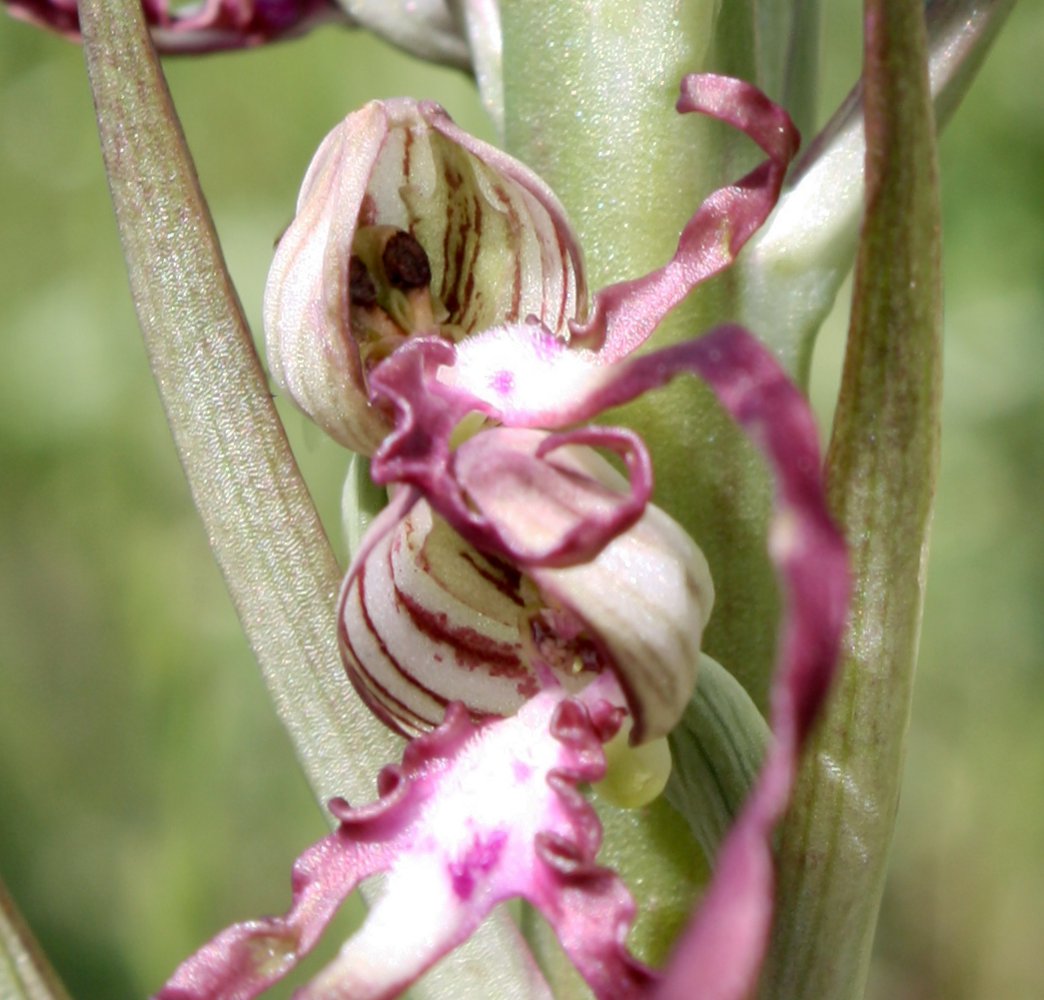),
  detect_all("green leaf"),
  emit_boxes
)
[756,0,822,140]
[0,878,71,1000]
[341,454,387,564]
[713,0,822,141]
[737,0,1016,385]
[760,0,950,995]
[666,654,770,860]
